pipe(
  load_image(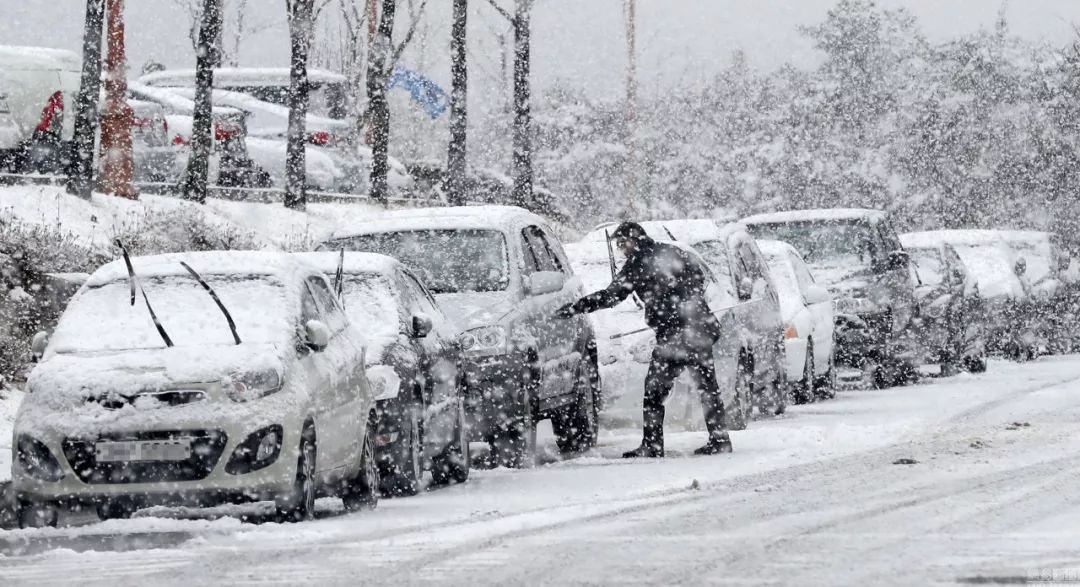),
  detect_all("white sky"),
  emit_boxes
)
[2,0,1080,102]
